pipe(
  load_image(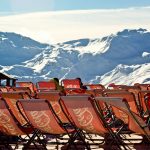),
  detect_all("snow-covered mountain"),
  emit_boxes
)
[0,28,150,86]
[0,32,49,65]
